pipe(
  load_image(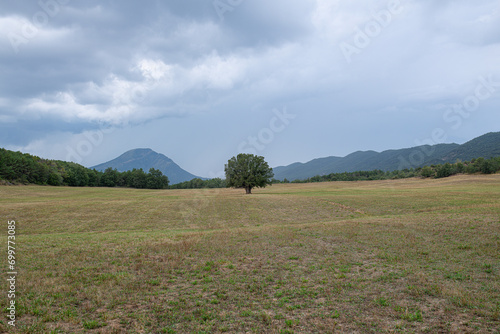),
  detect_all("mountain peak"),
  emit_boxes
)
[117,148,172,162]
[129,148,154,153]
[92,148,201,184]
[122,148,159,156]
